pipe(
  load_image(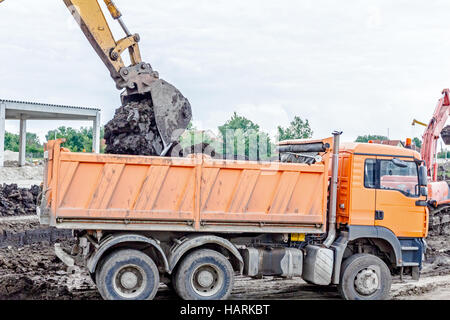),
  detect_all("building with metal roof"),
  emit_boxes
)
[0,99,101,166]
